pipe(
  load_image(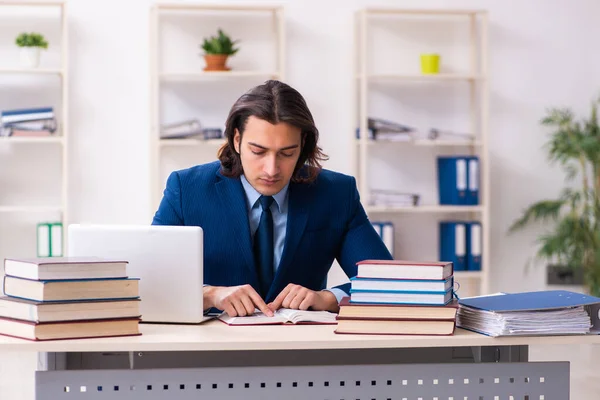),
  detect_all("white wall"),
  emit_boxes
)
[63,0,600,293]
[1,0,600,397]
